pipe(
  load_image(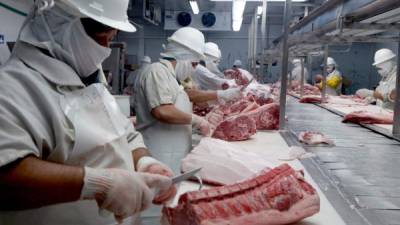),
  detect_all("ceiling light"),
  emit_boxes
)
[189,0,199,14]
[257,5,262,15]
[232,18,243,31]
[211,0,306,2]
